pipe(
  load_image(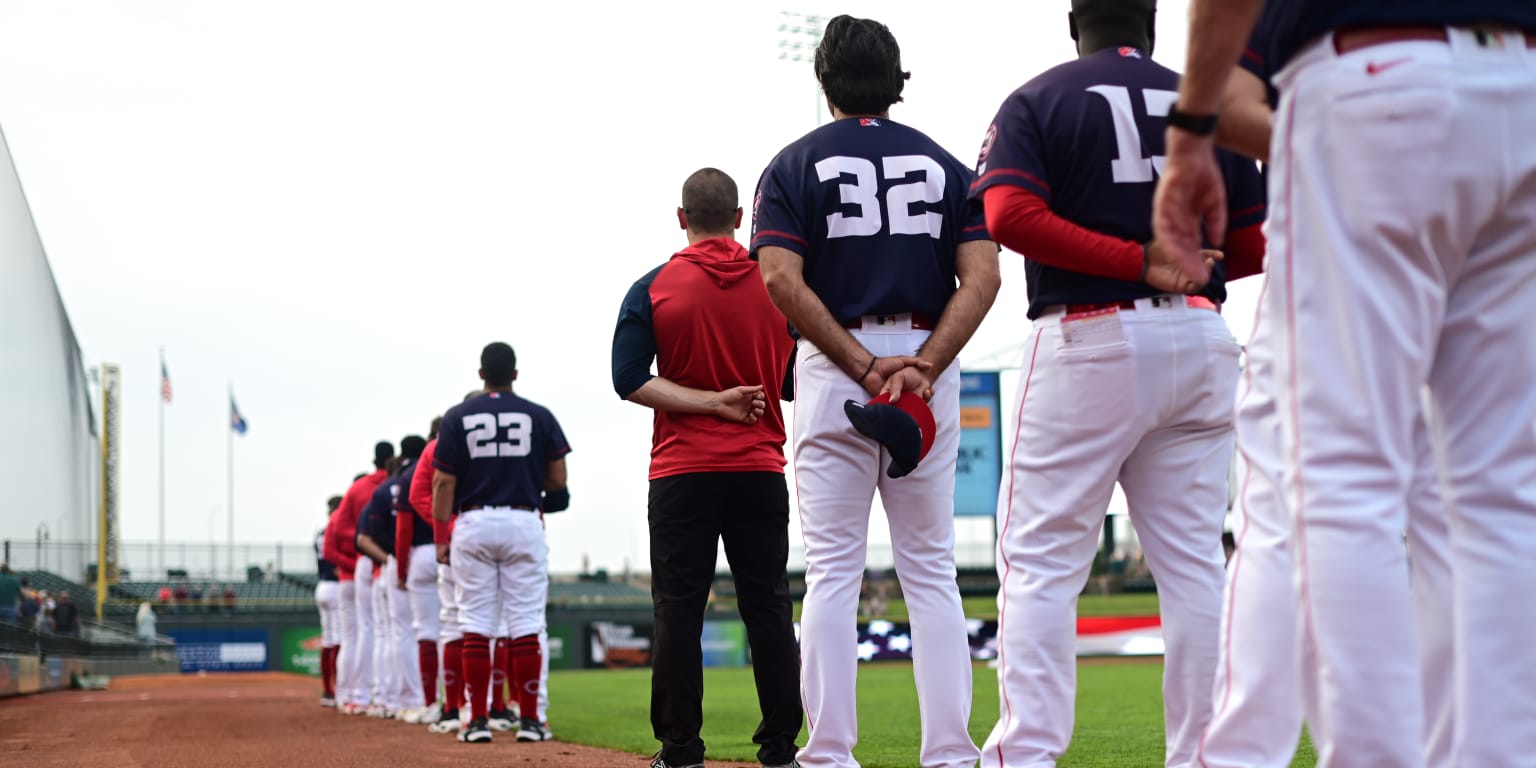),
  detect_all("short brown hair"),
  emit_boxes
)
[681,168,738,234]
